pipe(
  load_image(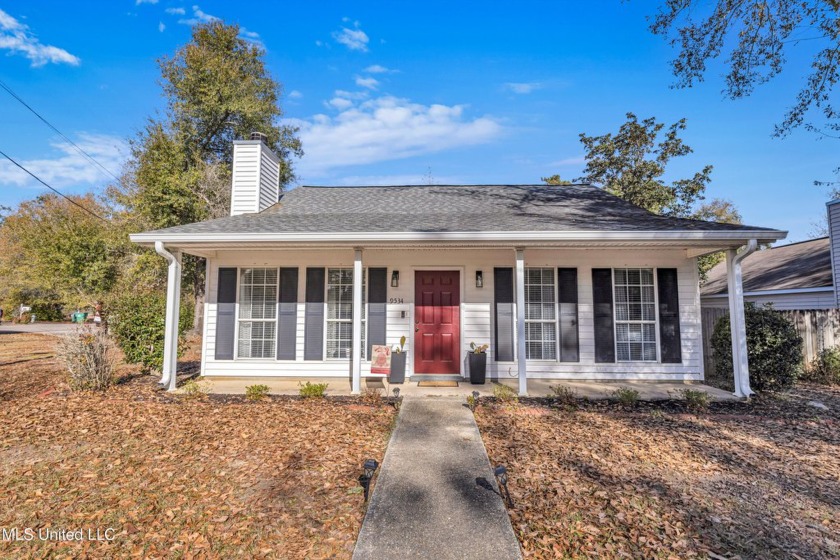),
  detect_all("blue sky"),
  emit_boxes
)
[1,1,837,243]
